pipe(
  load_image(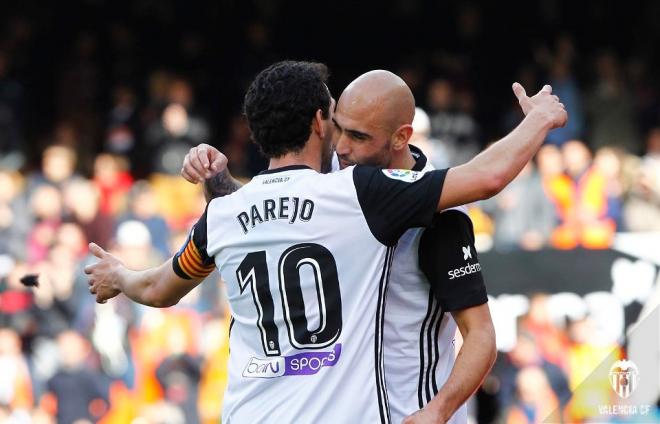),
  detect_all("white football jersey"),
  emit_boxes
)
[384,146,487,423]
[175,164,447,423]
